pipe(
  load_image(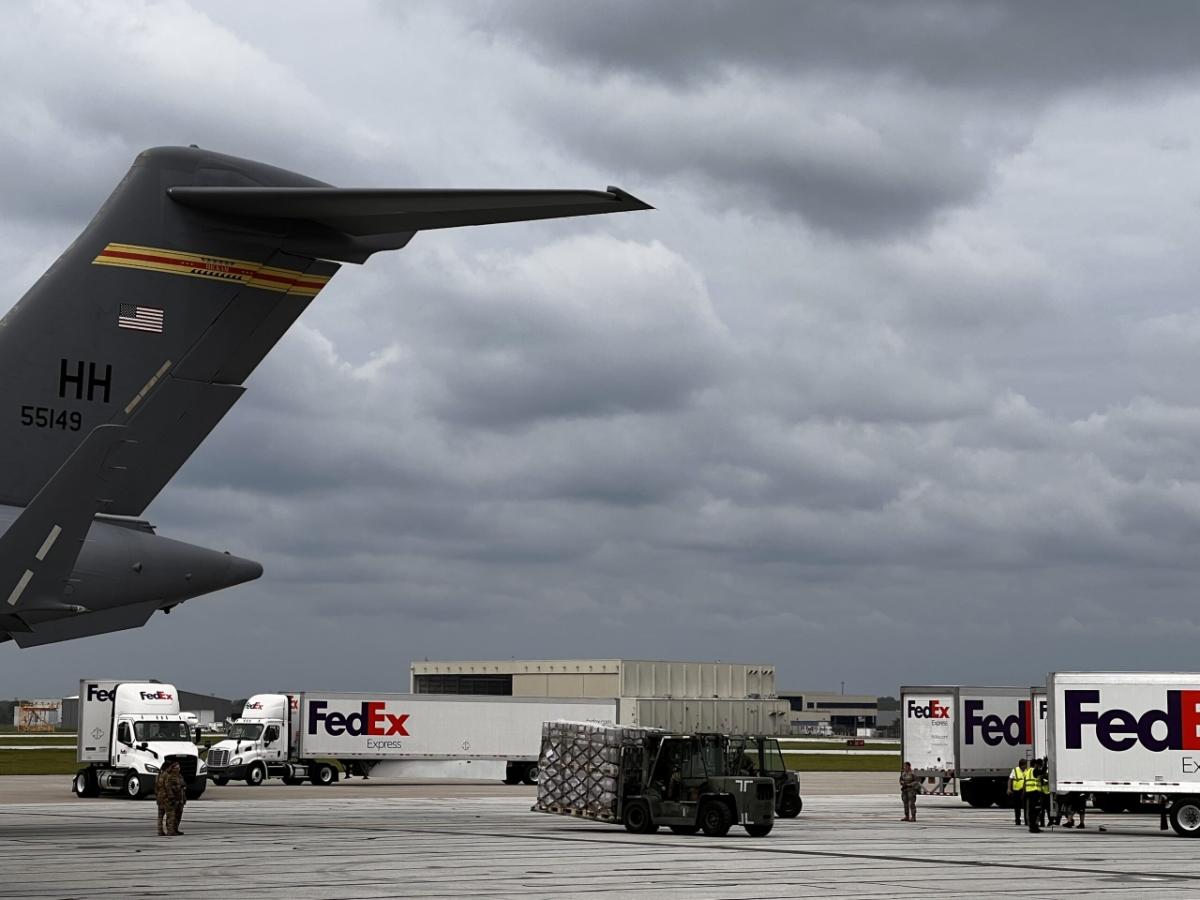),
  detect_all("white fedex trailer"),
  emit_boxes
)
[1031,687,1048,761]
[206,693,618,786]
[900,686,956,777]
[1048,672,1200,836]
